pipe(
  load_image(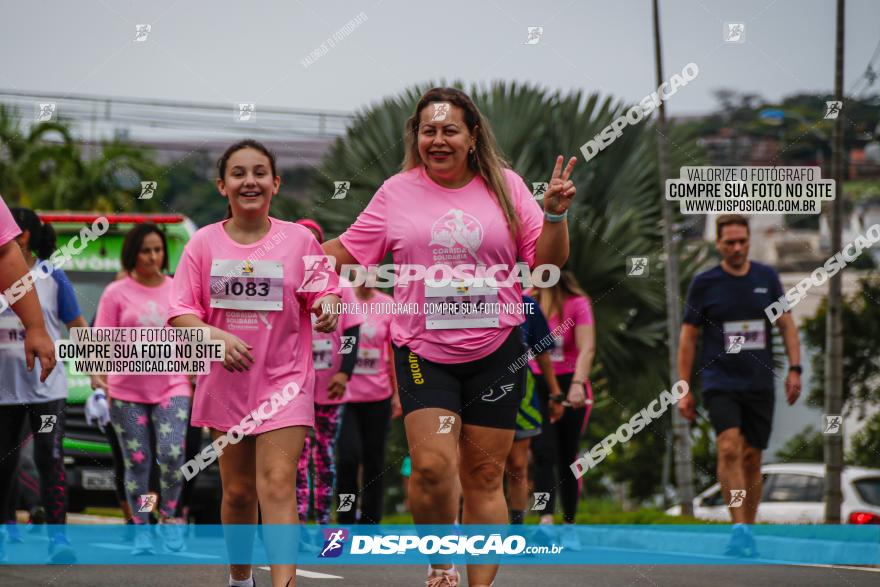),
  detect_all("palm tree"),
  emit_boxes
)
[0,104,161,211]
[0,104,80,207]
[72,139,161,212]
